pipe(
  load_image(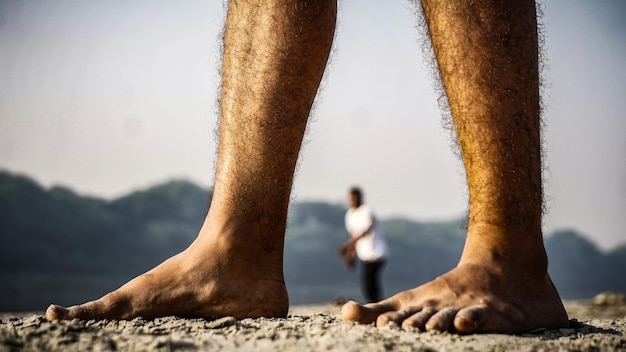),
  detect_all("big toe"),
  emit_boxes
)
[45,304,71,321]
[45,293,128,321]
[45,303,95,321]
[341,300,395,324]
[340,301,370,323]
